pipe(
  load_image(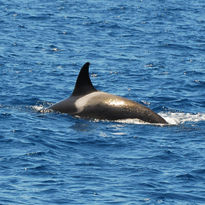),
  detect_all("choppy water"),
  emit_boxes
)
[1,0,205,204]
